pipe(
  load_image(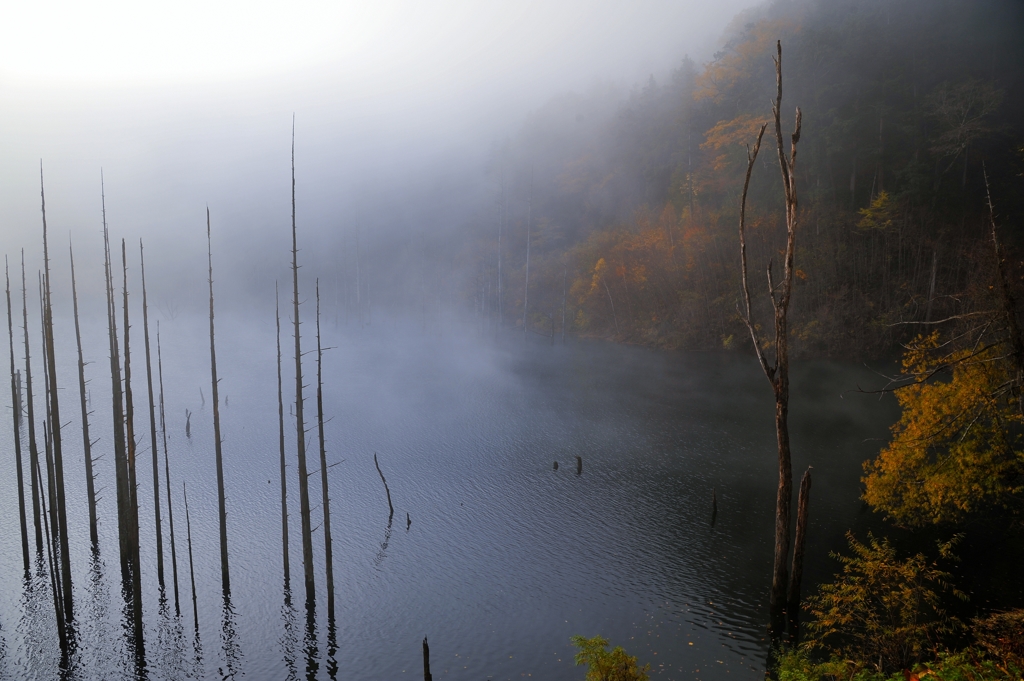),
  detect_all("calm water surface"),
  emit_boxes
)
[0,314,897,680]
